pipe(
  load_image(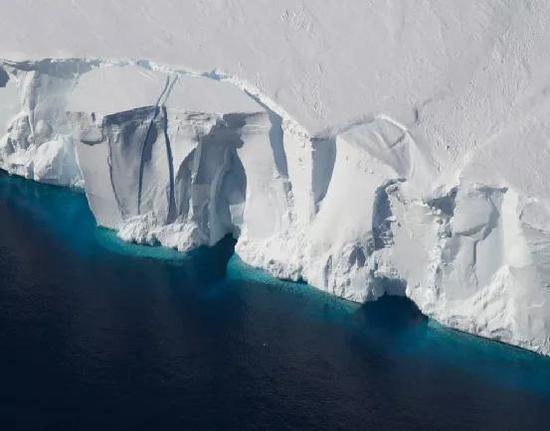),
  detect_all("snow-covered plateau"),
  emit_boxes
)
[2,0,550,355]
